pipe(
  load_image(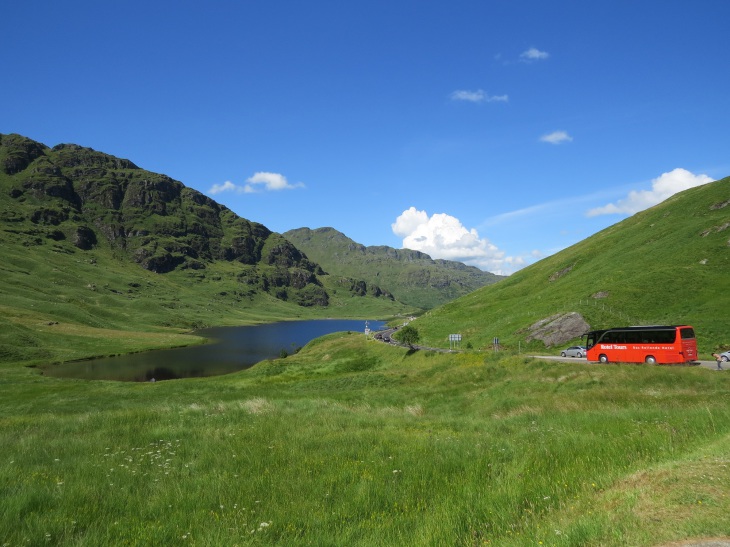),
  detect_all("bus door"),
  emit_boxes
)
[678,327,697,362]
